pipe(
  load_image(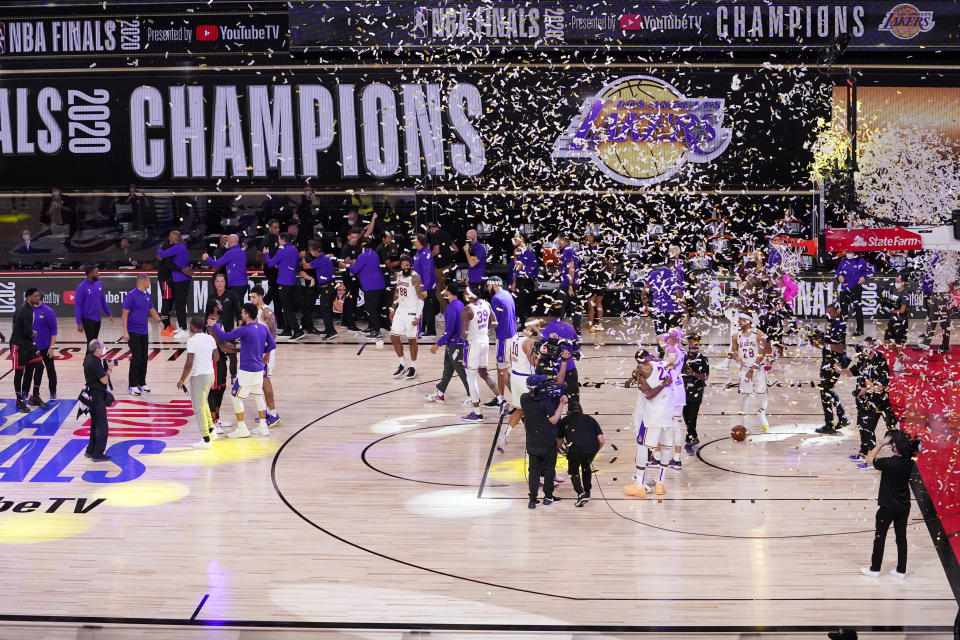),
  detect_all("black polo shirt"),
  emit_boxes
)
[520,393,558,450]
[874,454,914,511]
[83,353,107,394]
[558,413,602,455]
[428,228,456,269]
